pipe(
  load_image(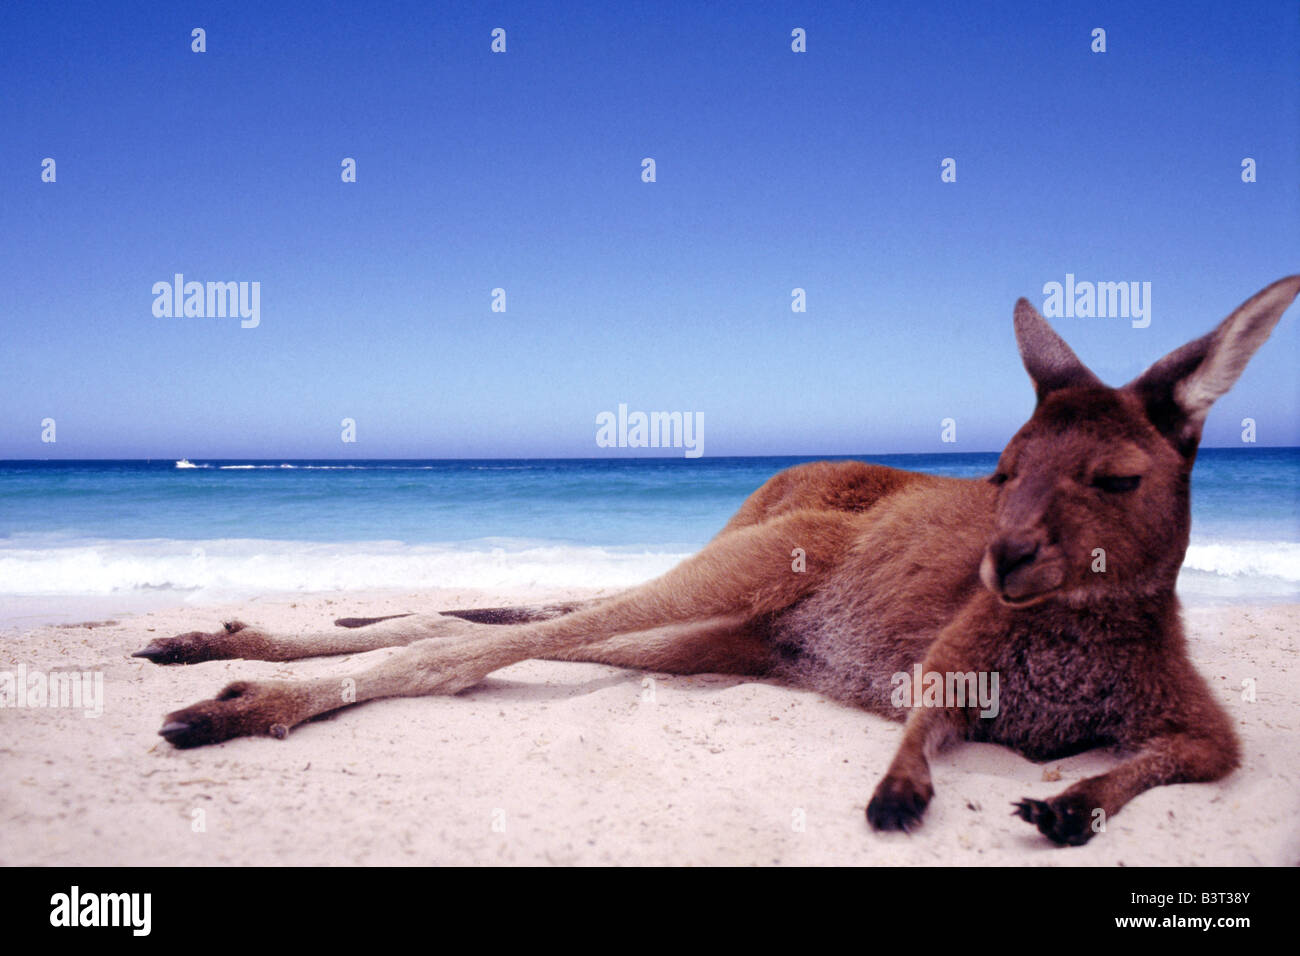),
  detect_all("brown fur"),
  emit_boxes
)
[136,276,1300,846]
